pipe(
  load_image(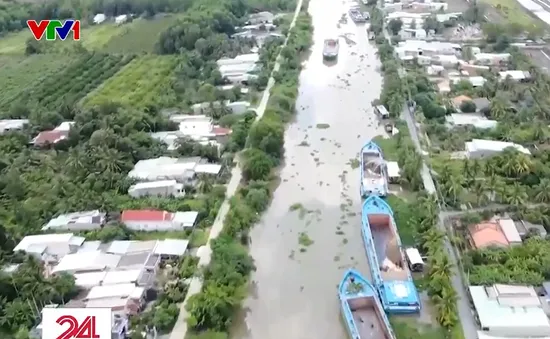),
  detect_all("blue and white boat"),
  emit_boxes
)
[362,195,421,313]
[339,269,396,339]
[360,141,388,198]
